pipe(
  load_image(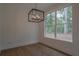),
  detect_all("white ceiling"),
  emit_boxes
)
[0,3,55,11]
[26,3,55,11]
